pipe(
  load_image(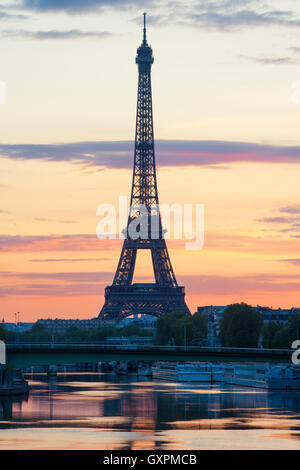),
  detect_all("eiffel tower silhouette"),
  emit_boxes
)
[99,14,191,322]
